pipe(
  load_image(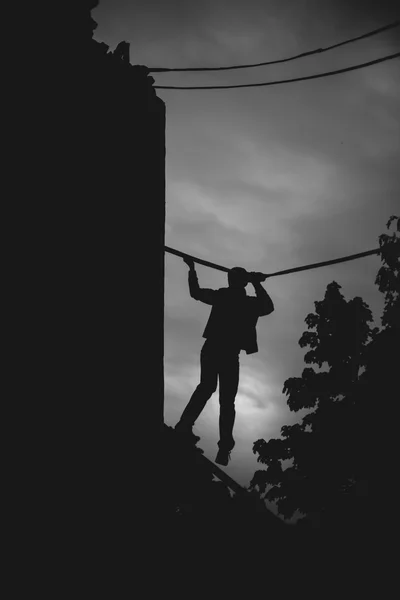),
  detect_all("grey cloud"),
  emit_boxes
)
[94,0,215,49]
[95,0,400,51]
[202,179,292,207]
[165,312,204,341]
[284,200,393,265]
[168,211,266,269]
